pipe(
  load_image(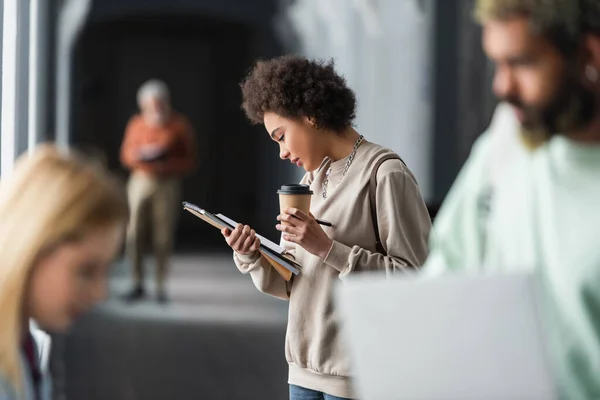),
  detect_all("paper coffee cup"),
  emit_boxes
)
[278,184,313,225]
